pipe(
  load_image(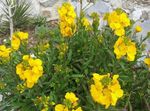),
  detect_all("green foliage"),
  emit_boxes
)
[1,0,30,30]
[31,16,47,27]
[35,25,51,40]
[0,8,150,111]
